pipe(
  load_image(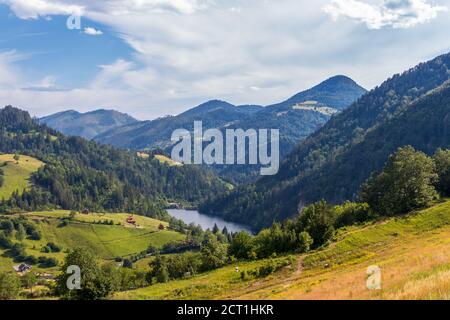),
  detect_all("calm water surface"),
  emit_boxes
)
[167,209,252,233]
